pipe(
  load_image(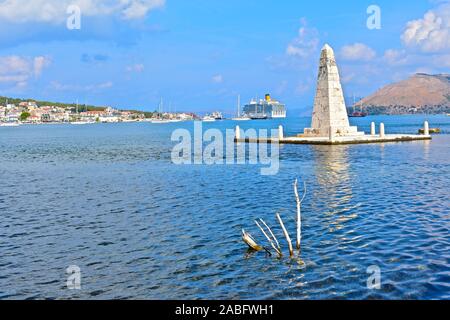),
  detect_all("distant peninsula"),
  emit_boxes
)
[0,96,196,124]
[355,73,450,115]
[0,95,153,117]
